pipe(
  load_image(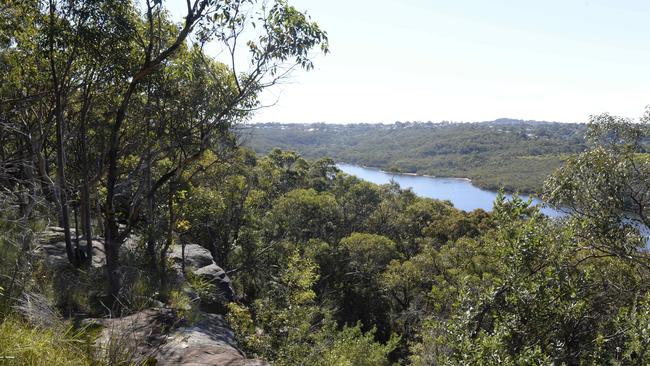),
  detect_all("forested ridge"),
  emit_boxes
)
[2,1,650,365]
[244,120,588,193]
